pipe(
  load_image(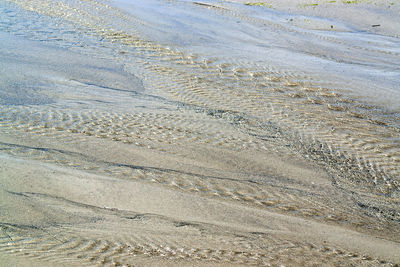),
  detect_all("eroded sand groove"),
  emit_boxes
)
[0,0,399,265]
